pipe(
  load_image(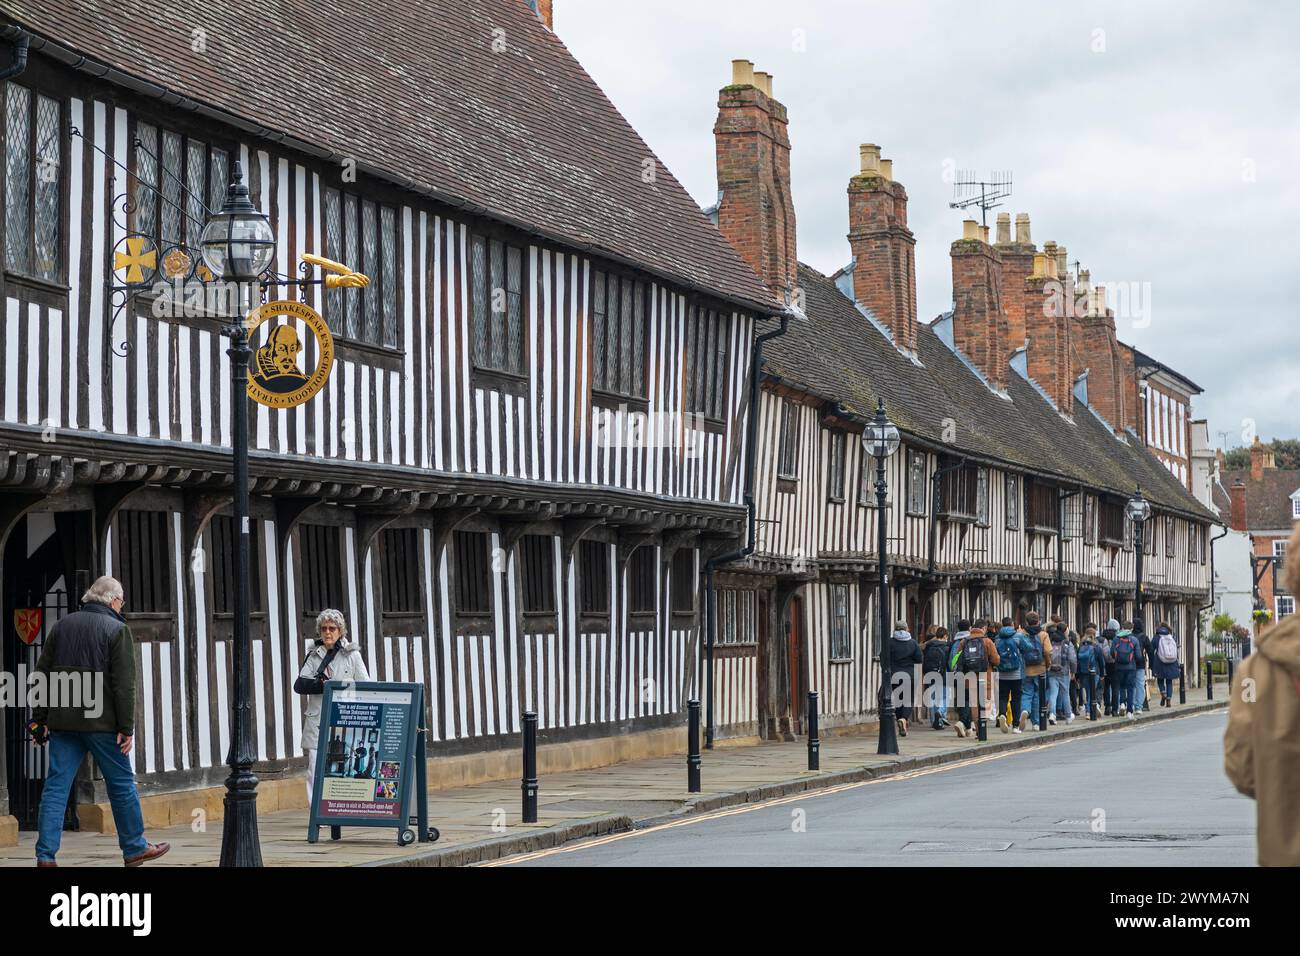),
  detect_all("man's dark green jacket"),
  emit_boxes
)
[31,601,136,736]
